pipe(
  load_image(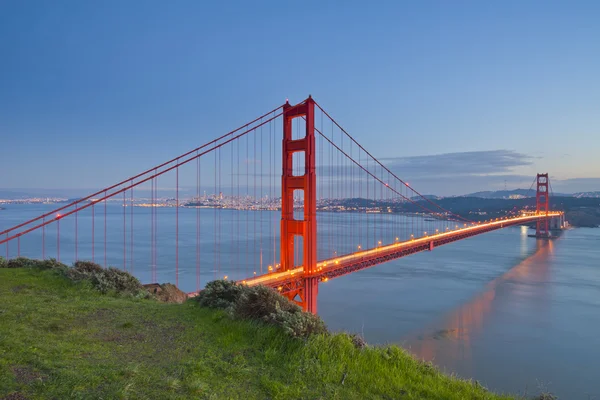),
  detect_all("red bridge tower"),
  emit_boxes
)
[280,96,318,313]
[536,173,550,238]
